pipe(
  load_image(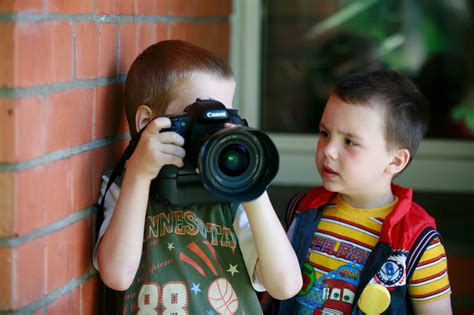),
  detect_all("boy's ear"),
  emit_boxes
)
[135,105,153,132]
[386,148,410,175]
